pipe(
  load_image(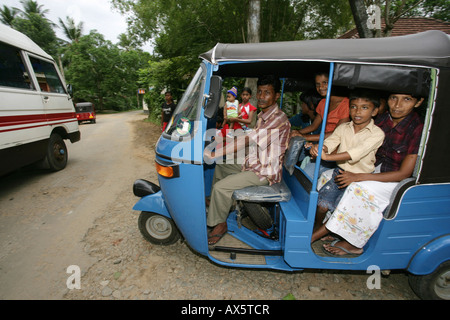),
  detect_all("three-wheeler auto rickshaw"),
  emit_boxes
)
[132,31,450,299]
[75,102,96,124]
